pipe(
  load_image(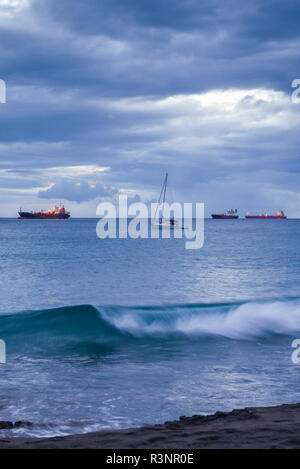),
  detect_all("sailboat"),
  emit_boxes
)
[152,173,180,229]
